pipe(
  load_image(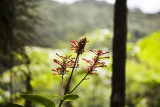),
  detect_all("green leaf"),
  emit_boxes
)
[20,94,55,107]
[3,103,24,107]
[52,94,61,99]
[61,94,79,101]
